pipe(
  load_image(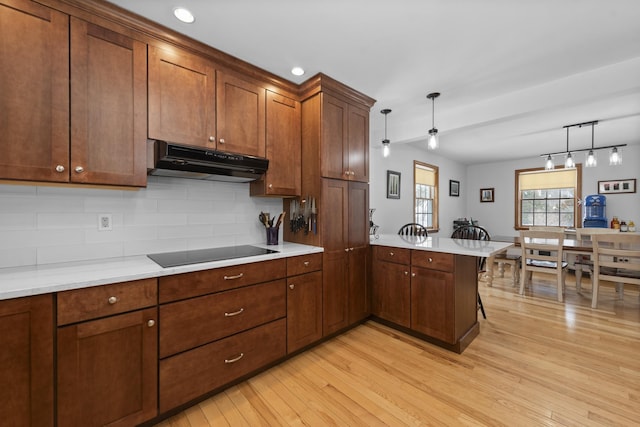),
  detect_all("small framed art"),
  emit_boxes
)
[387,170,401,199]
[598,178,636,194]
[449,180,460,197]
[480,188,494,203]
